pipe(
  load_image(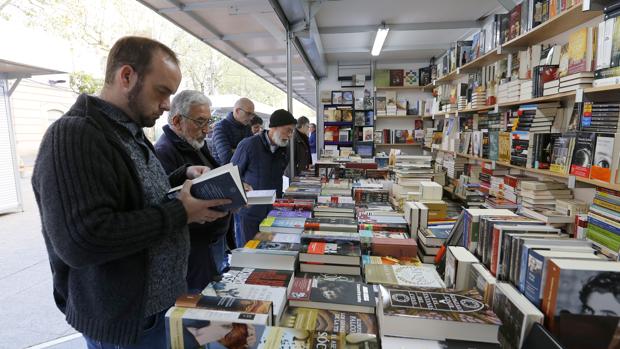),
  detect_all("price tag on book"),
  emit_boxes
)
[496,46,502,54]
[493,104,499,113]
[575,88,584,103]
[491,160,496,169]
[568,175,576,189]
